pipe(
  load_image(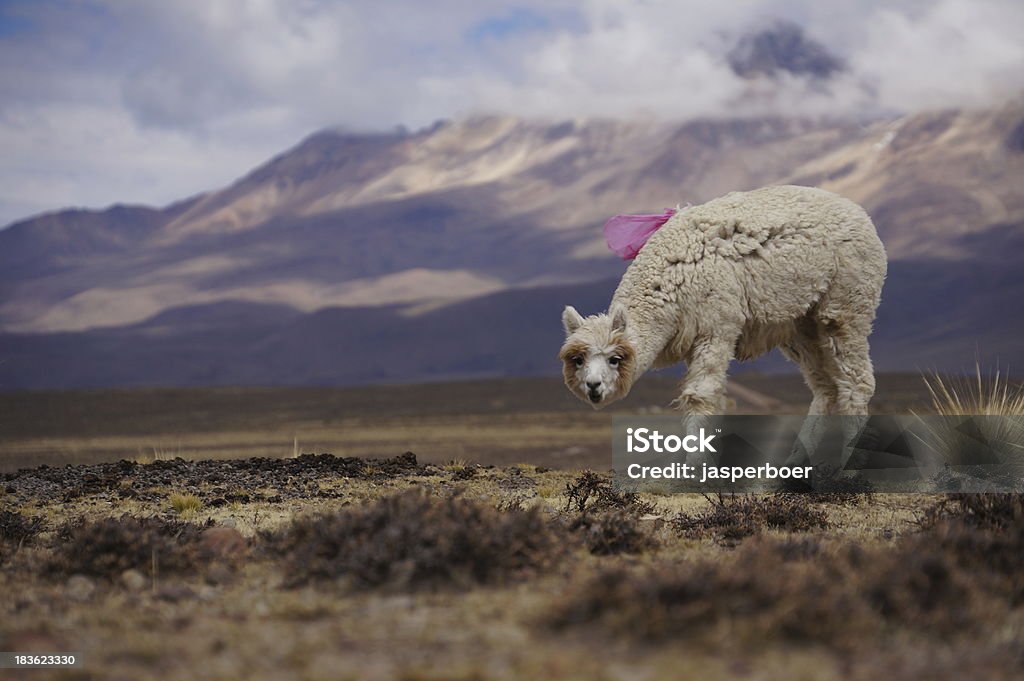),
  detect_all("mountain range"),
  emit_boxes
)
[1,95,1023,389]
